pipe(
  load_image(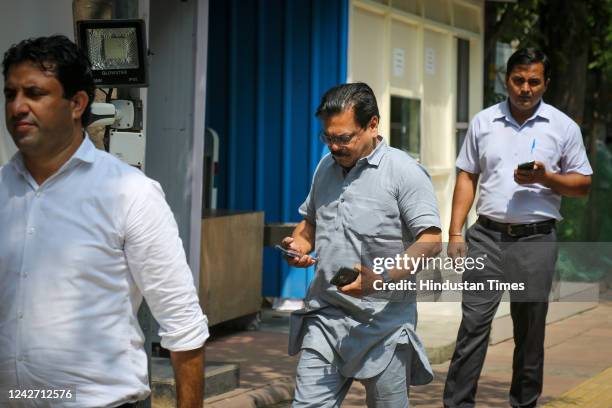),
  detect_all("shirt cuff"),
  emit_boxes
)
[562,165,593,176]
[159,315,210,351]
[408,215,442,239]
[456,159,480,174]
[298,208,316,226]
